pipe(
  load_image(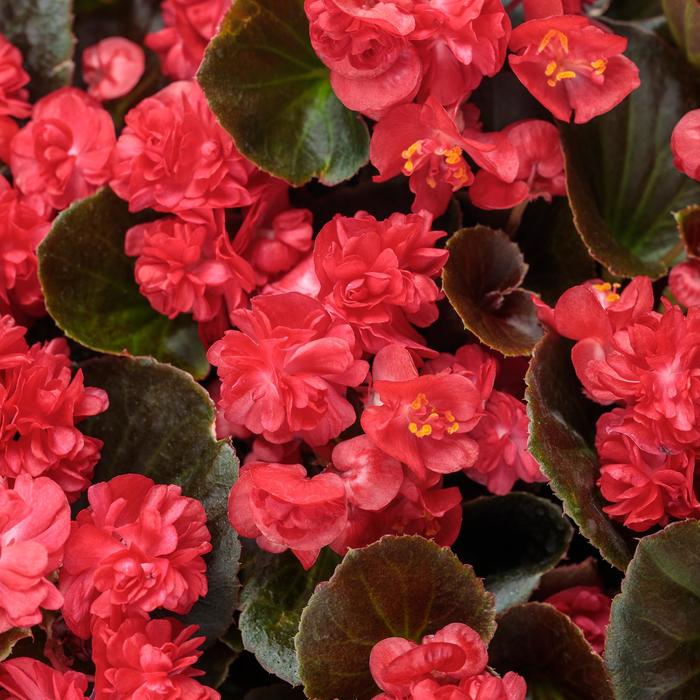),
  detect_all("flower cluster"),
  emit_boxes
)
[550,277,700,531]
[369,622,527,699]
